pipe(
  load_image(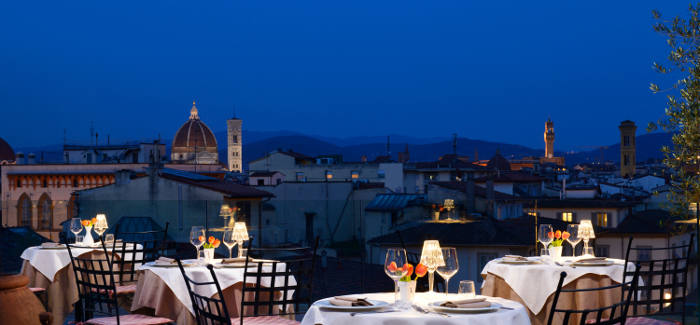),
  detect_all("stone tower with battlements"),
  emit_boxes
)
[544,119,555,158]
[227,117,242,172]
[619,120,637,178]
